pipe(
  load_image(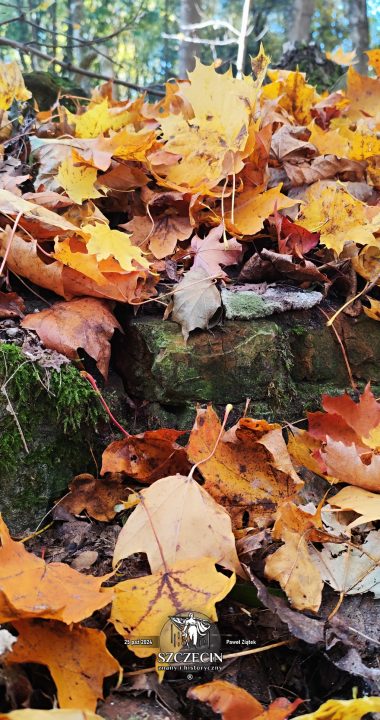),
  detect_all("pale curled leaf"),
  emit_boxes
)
[171,266,221,342]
